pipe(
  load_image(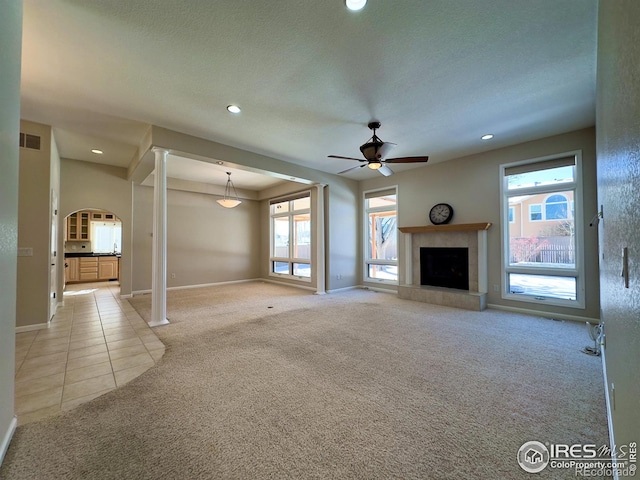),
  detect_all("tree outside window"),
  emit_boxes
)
[364,189,397,283]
